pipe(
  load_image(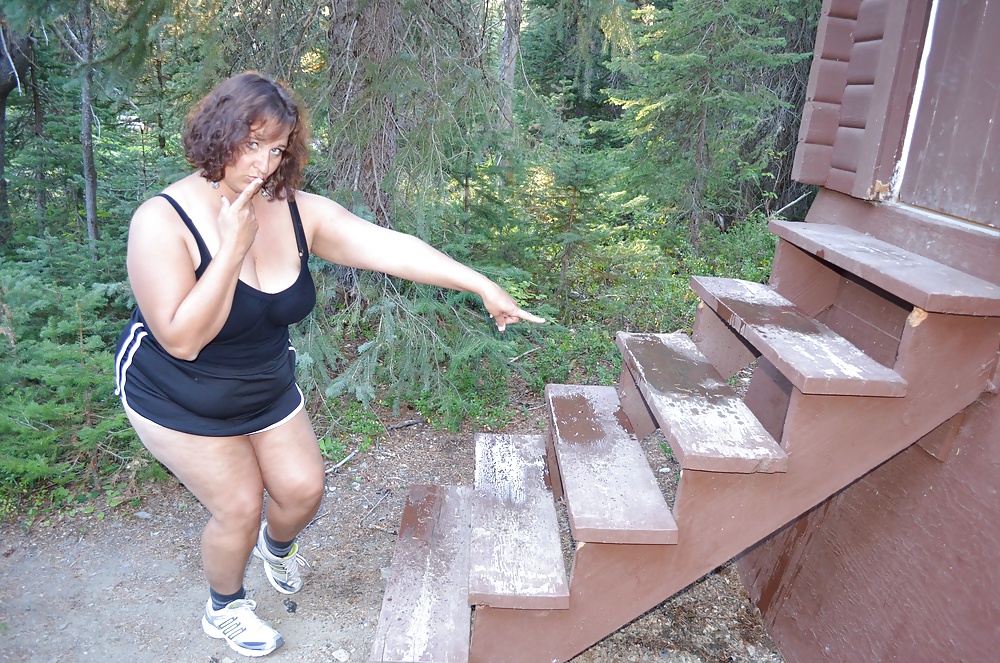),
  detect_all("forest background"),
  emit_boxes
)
[0,0,819,522]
